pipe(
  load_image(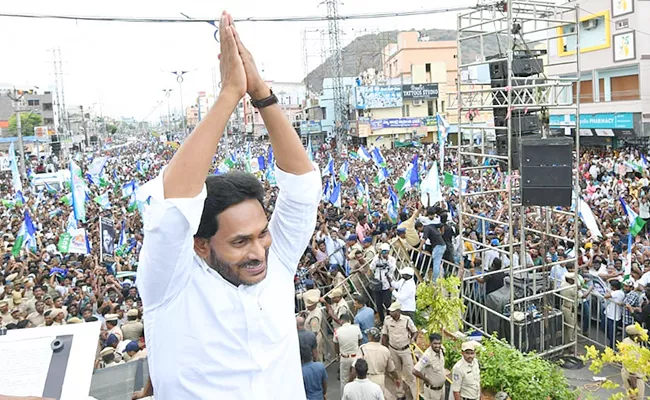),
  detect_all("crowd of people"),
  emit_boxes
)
[0,132,648,398]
